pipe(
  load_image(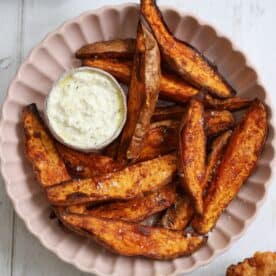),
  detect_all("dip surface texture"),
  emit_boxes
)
[47,69,124,149]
